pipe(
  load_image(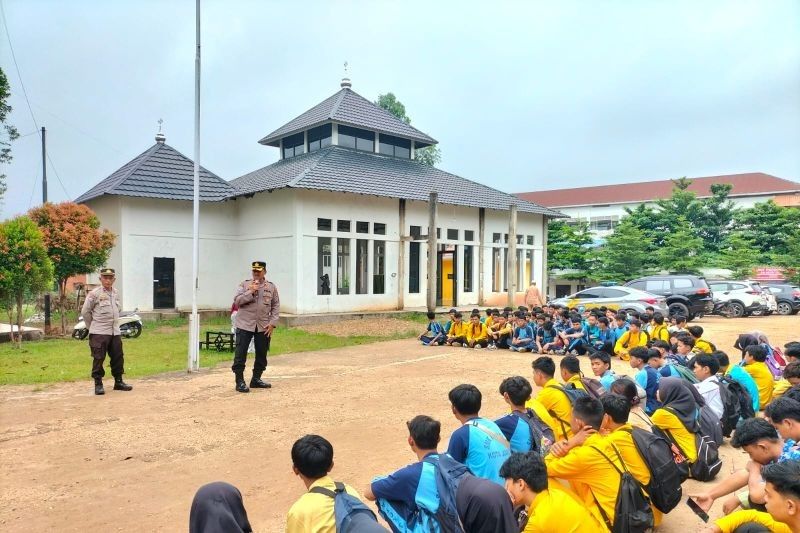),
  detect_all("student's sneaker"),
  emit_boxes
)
[474,345,484,349]
[488,343,497,351]
[451,342,462,347]
[517,347,528,353]
[554,349,565,355]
